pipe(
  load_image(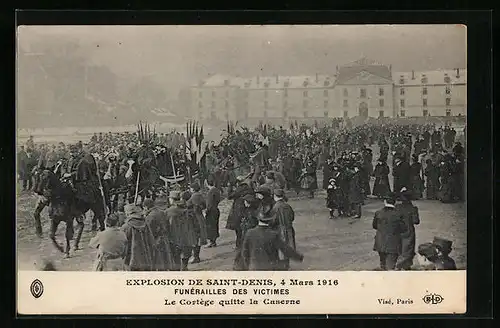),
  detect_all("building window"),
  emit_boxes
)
[324,80,330,87]
[212,91,216,97]
[446,98,451,106]
[379,110,384,118]
[211,101,215,109]
[445,108,451,116]
[445,86,451,95]
[264,81,270,88]
[343,88,348,97]
[399,76,405,84]
[343,99,348,107]
[303,100,308,108]
[198,101,203,108]
[343,110,348,118]
[379,99,385,107]
[423,99,428,107]
[303,111,308,118]
[224,79,230,86]
[379,88,384,96]
[225,100,229,109]
[284,89,288,97]
[199,91,203,98]
[303,90,308,97]
[284,81,290,88]
[360,88,366,98]
[423,109,429,117]
[323,90,328,97]
[400,88,405,96]
[324,111,328,117]
[400,110,405,117]
[400,99,405,108]
[423,87,428,95]
[444,75,451,84]
[324,100,329,108]
[421,76,428,84]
